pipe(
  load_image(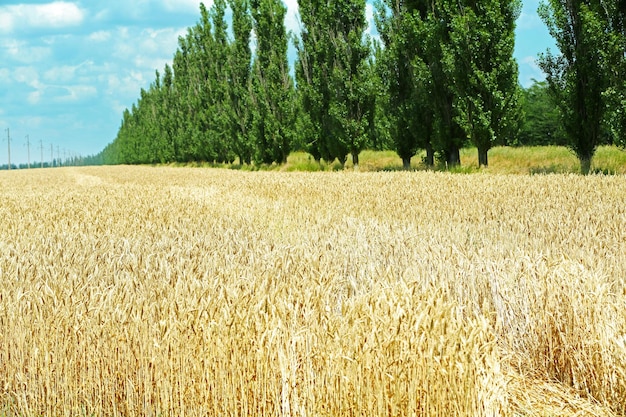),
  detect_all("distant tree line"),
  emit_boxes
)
[96,0,626,173]
[1,155,101,170]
